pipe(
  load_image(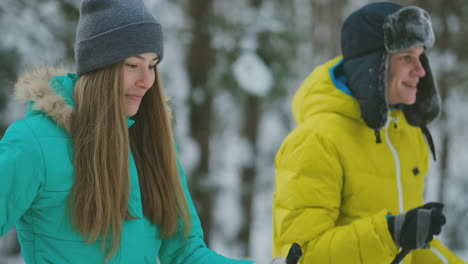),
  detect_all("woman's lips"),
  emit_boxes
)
[126,94,143,101]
